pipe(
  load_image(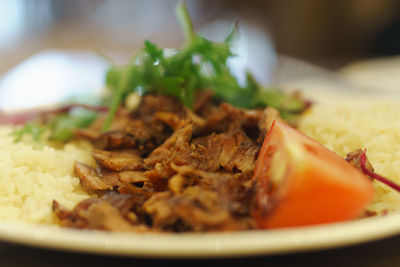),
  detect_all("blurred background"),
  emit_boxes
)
[1,0,400,86]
